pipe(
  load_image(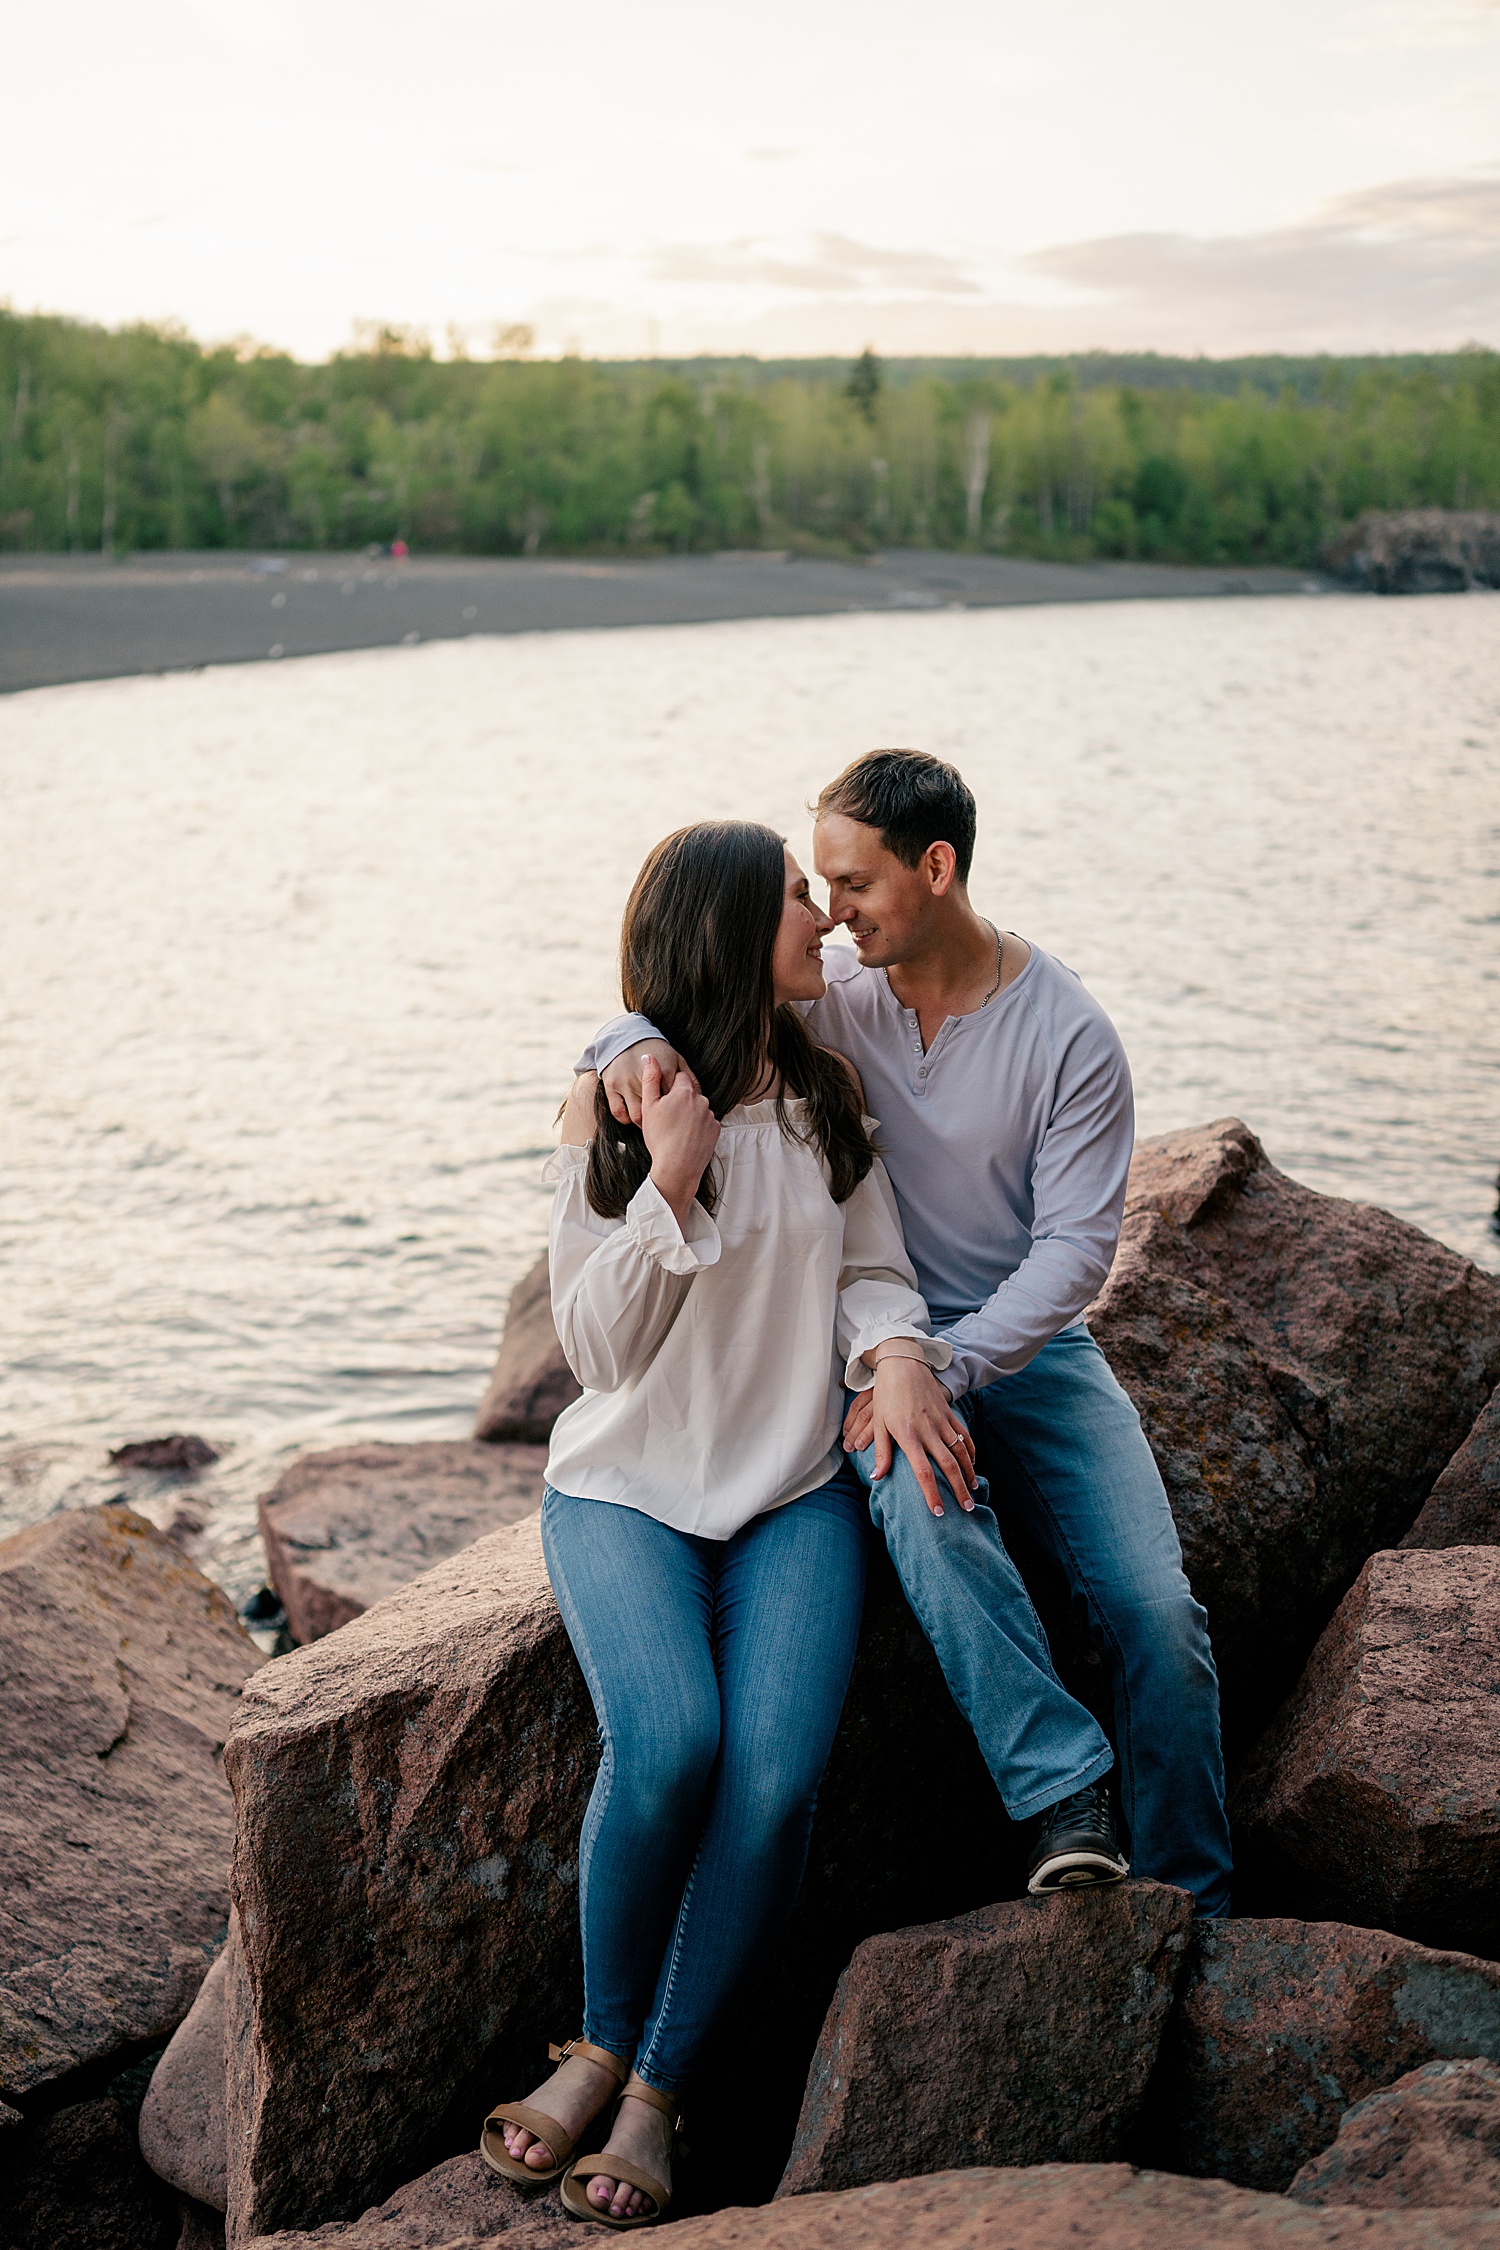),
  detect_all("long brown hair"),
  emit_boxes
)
[585,821,874,1219]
